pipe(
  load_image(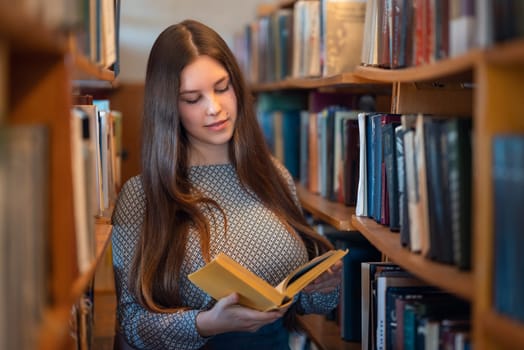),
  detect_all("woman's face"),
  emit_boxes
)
[178,55,238,163]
